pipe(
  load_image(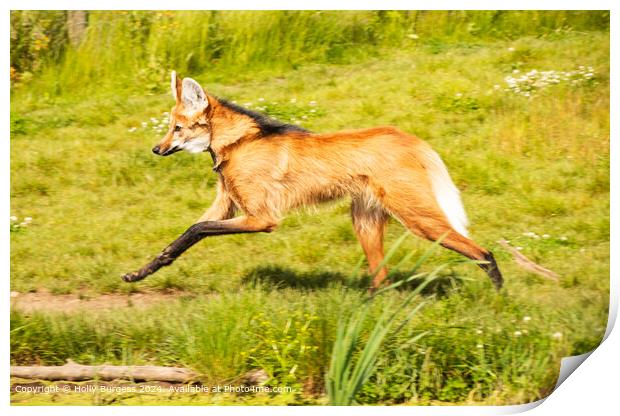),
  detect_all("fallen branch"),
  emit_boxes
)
[497,239,559,281]
[11,360,197,383]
